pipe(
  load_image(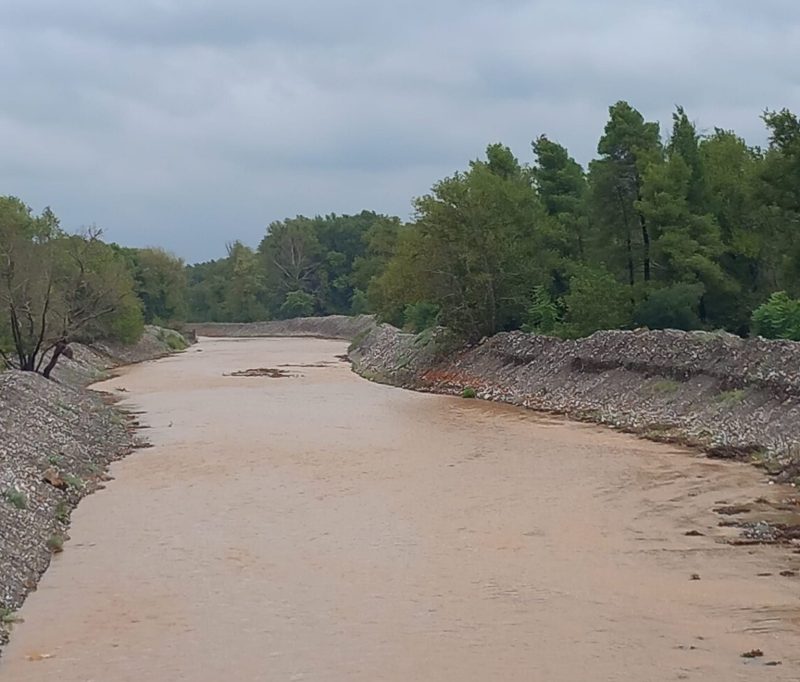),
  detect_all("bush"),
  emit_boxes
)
[350,289,370,315]
[751,291,800,341]
[107,295,145,344]
[46,534,64,553]
[522,286,561,334]
[559,267,632,338]
[461,387,478,399]
[3,489,27,510]
[634,283,705,331]
[279,290,315,319]
[403,301,439,333]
